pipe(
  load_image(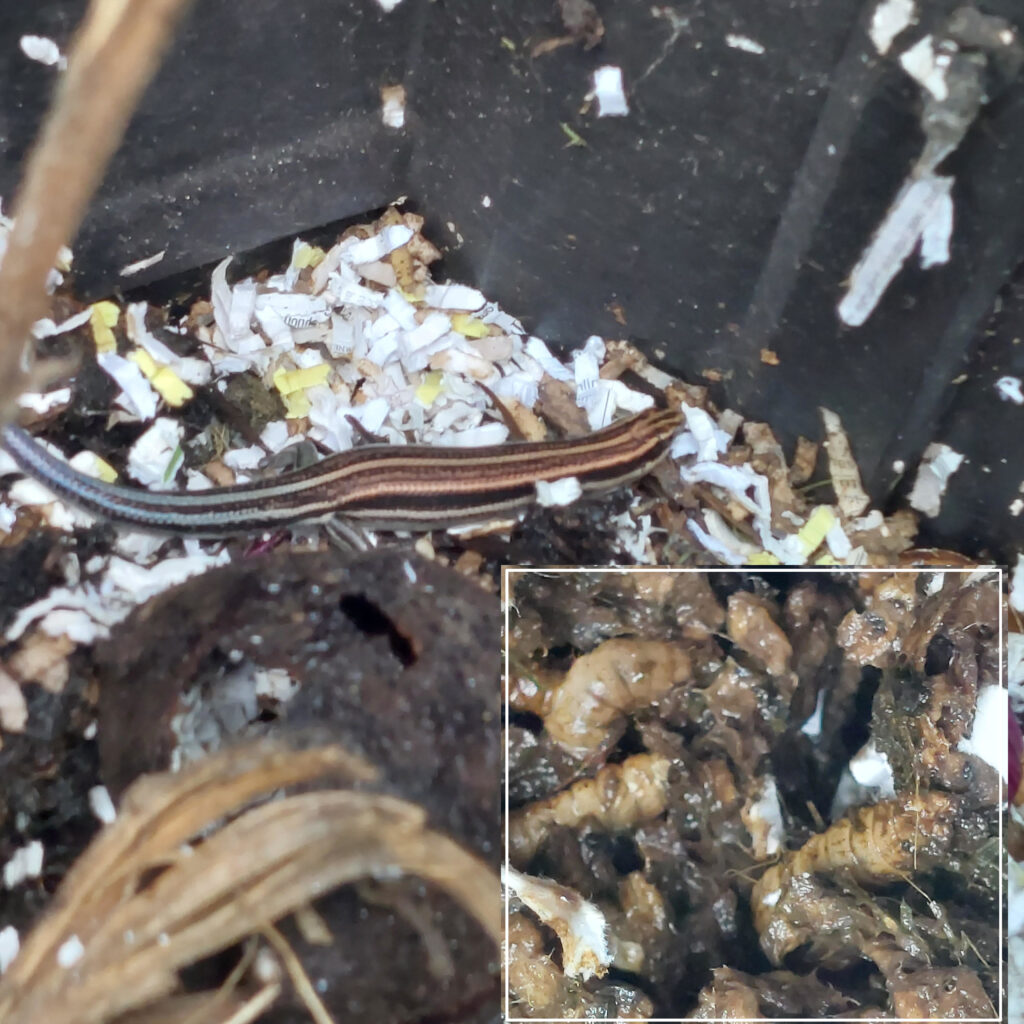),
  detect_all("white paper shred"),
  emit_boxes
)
[573,335,604,409]
[821,522,852,562]
[503,866,610,981]
[849,739,896,797]
[3,841,43,888]
[687,517,746,565]
[88,785,117,825]
[19,35,66,69]
[744,776,784,855]
[800,688,826,738]
[380,84,406,128]
[125,303,211,385]
[524,336,572,381]
[838,174,954,326]
[31,307,91,339]
[17,388,71,415]
[1010,553,1024,614]
[221,446,266,473]
[423,282,486,311]
[907,441,964,517]
[96,351,160,421]
[609,507,655,562]
[996,376,1024,405]
[102,551,231,605]
[126,418,183,487]
[820,408,871,518]
[673,404,731,461]
[725,33,766,54]
[535,476,583,508]
[0,925,18,974]
[957,685,1007,780]
[119,249,166,277]
[899,35,948,100]
[869,0,916,55]
[343,225,413,265]
[682,462,771,520]
[591,65,629,116]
